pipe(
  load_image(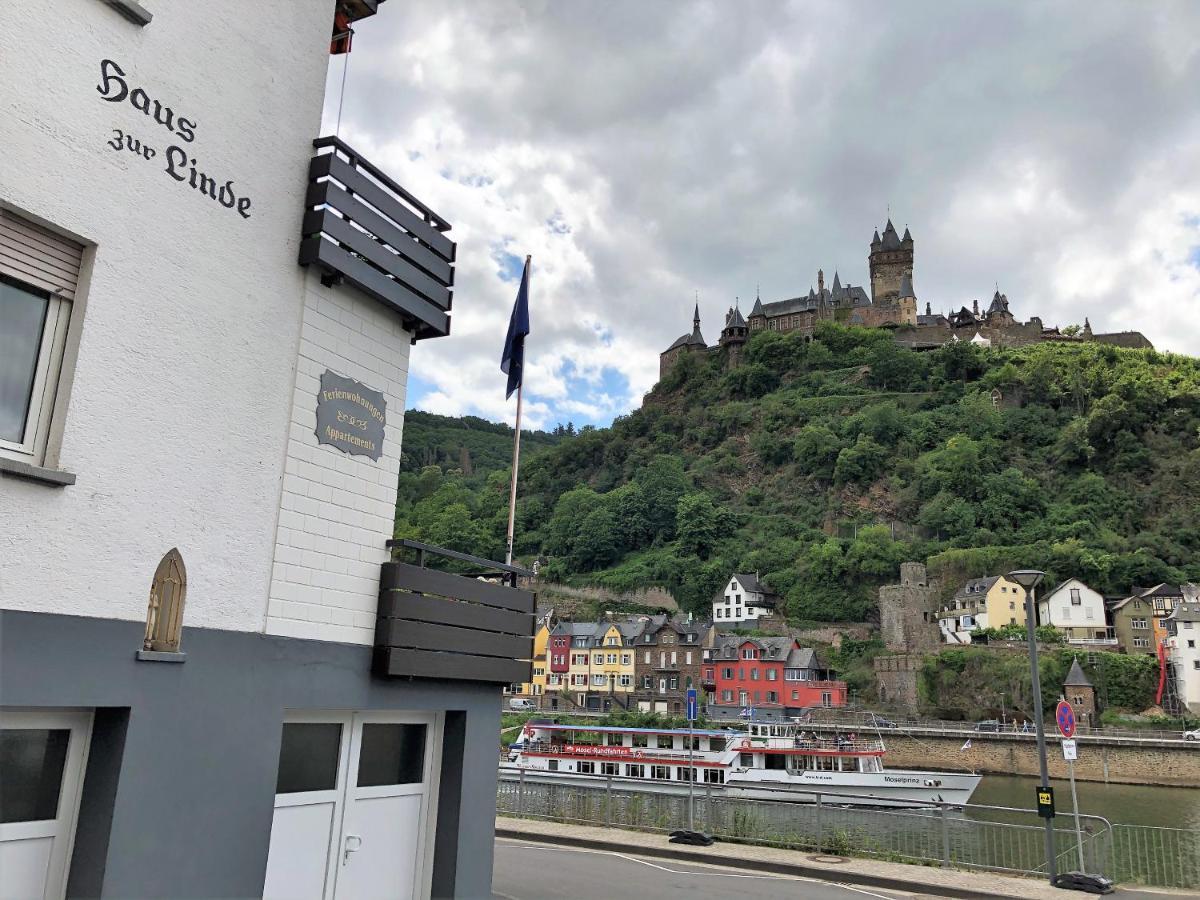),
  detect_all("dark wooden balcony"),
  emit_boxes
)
[375,540,534,684]
[300,136,455,340]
